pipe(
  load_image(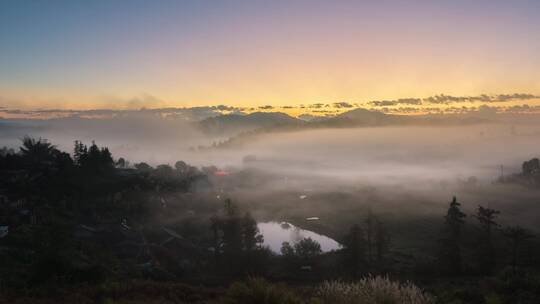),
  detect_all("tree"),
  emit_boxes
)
[134,162,152,171]
[365,210,375,265]
[241,212,263,251]
[343,224,366,278]
[522,158,540,176]
[211,199,267,275]
[155,164,174,177]
[363,211,390,269]
[474,205,500,274]
[115,157,127,168]
[294,237,322,259]
[73,140,114,173]
[502,226,535,274]
[73,140,87,166]
[0,146,15,157]
[374,219,390,264]
[20,136,57,168]
[174,161,188,174]
[445,196,467,236]
[438,196,466,275]
[219,199,243,258]
[280,242,295,257]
